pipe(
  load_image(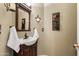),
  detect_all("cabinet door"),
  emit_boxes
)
[33,43,37,56]
[32,46,36,56]
[23,47,30,56]
[29,43,37,56]
[29,47,33,56]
